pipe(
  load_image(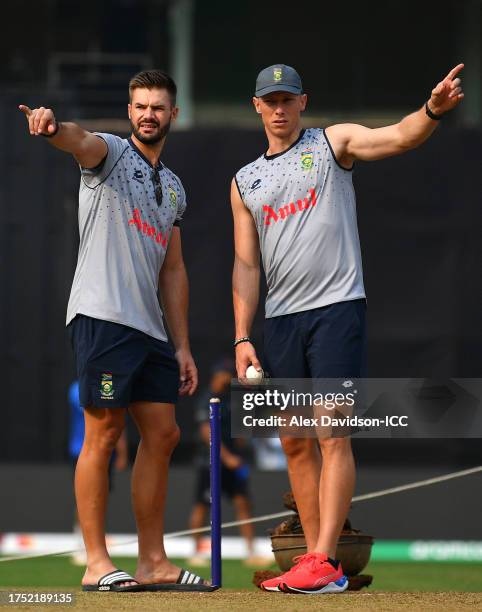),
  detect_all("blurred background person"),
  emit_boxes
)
[253,438,287,471]
[68,380,128,566]
[187,358,267,568]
